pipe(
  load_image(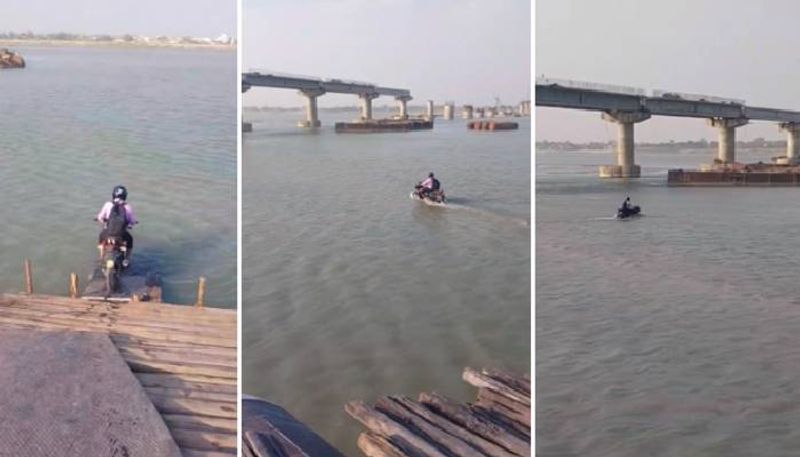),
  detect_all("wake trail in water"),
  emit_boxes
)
[444,201,530,228]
